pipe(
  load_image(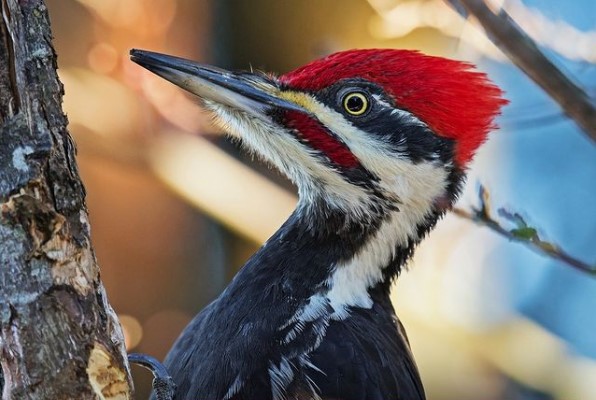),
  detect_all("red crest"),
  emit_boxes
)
[281,49,507,166]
